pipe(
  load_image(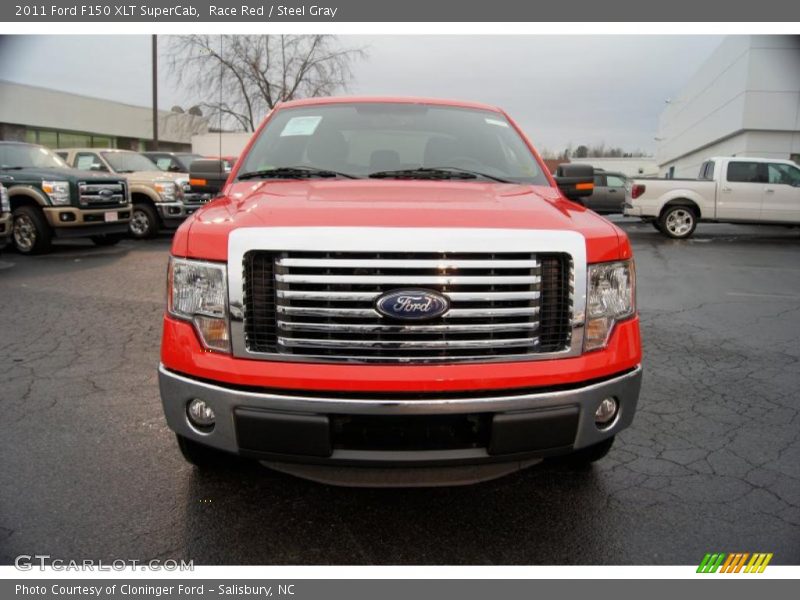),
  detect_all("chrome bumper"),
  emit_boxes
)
[156,201,208,222]
[159,364,642,465]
